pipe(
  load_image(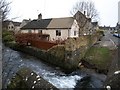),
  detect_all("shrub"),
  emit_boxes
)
[2,31,14,37]
[2,30,15,43]
[3,35,15,42]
